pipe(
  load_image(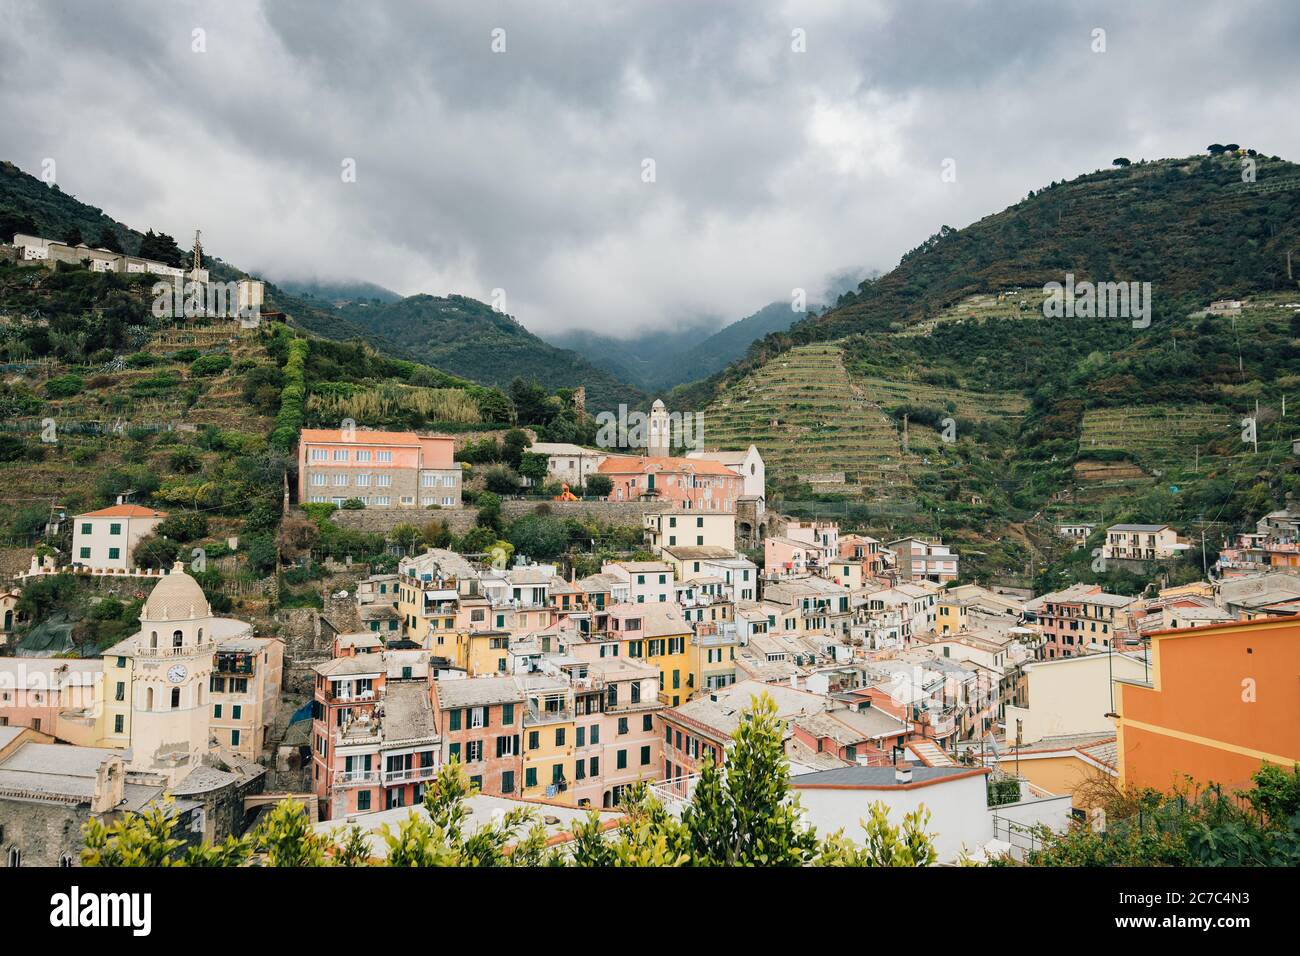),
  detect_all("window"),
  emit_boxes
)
[466,740,484,762]
[377,475,392,487]
[525,767,538,788]
[502,770,515,794]
[357,790,371,811]
[115,681,125,702]
[618,717,629,735]
[231,729,240,747]
[377,450,392,462]
[114,714,124,734]
[528,730,540,750]
[501,703,515,725]
[109,523,122,535]
[356,474,371,487]
[356,450,372,462]
[333,449,348,462]
[232,705,242,720]
[643,714,653,732]
[214,704,222,718]
[79,547,90,560]
[555,727,566,747]
[108,548,120,560]
[640,745,651,765]
[170,688,180,709]
[617,749,627,770]
[80,522,92,535]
